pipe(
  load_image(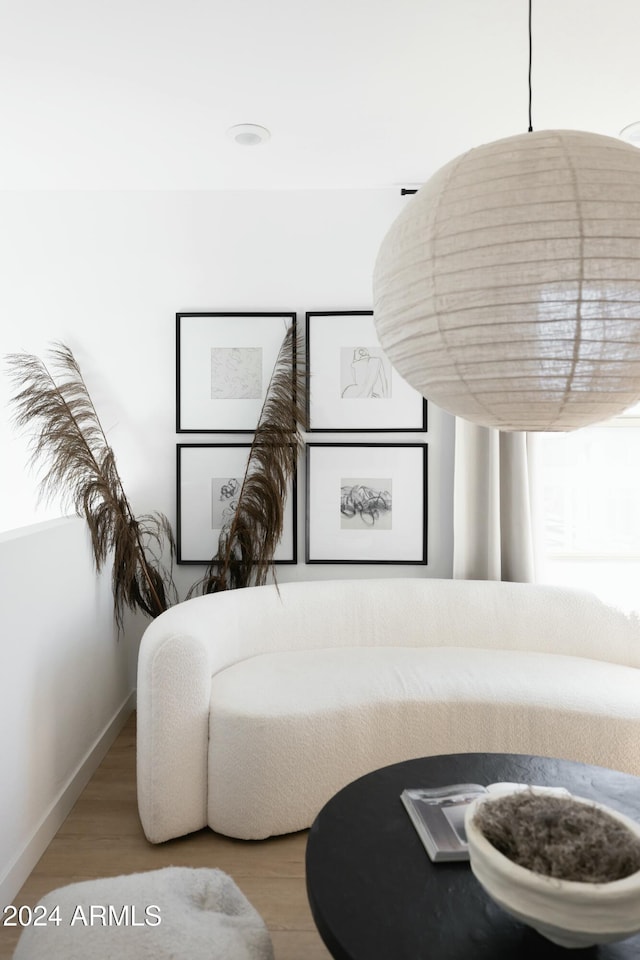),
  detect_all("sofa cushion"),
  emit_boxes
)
[208,646,640,839]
